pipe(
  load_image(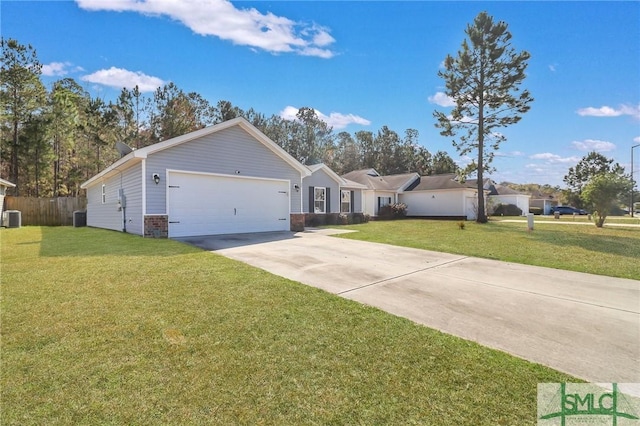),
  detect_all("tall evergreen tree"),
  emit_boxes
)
[432,150,459,175]
[0,38,46,194]
[434,12,533,222]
